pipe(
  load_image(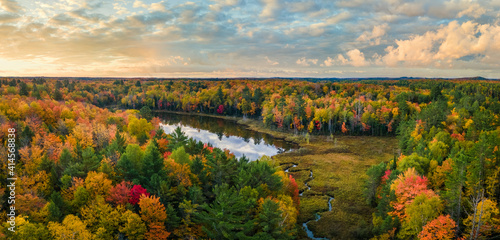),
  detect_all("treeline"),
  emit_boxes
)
[364,82,500,239]
[5,77,500,138]
[0,95,299,239]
